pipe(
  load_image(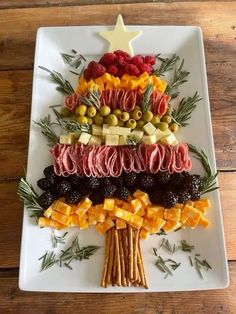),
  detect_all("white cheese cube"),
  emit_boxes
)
[117,127,131,136]
[155,128,172,141]
[131,130,144,142]
[89,135,102,145]
[78,132,91,145]
[102,124,110,136]
[142,134,157,145]
[119,135,127,146]
[143,122,156,135]
[92,125,102,136]
[105,134,119,146]
[159,133,178,146]
[59,135,69,144]
[108,126,120,135]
